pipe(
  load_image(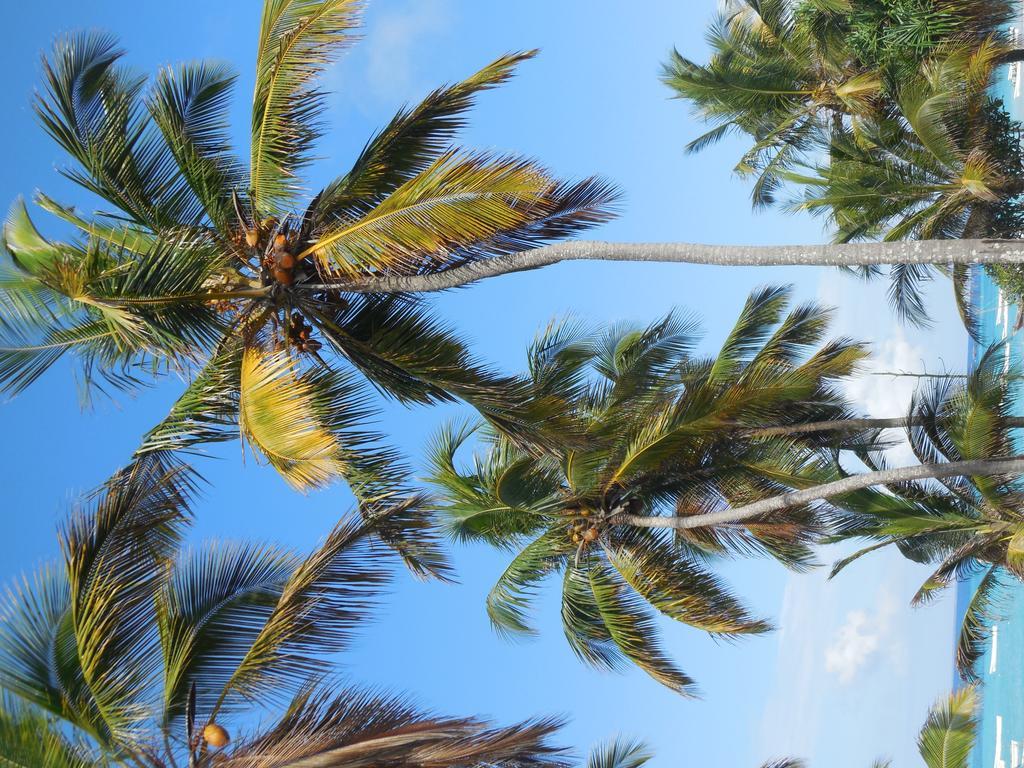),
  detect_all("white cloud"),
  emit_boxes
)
[824,589,897,684]
[843,333,927,467]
